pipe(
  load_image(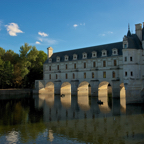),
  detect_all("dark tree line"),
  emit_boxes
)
[0,43,47,89]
